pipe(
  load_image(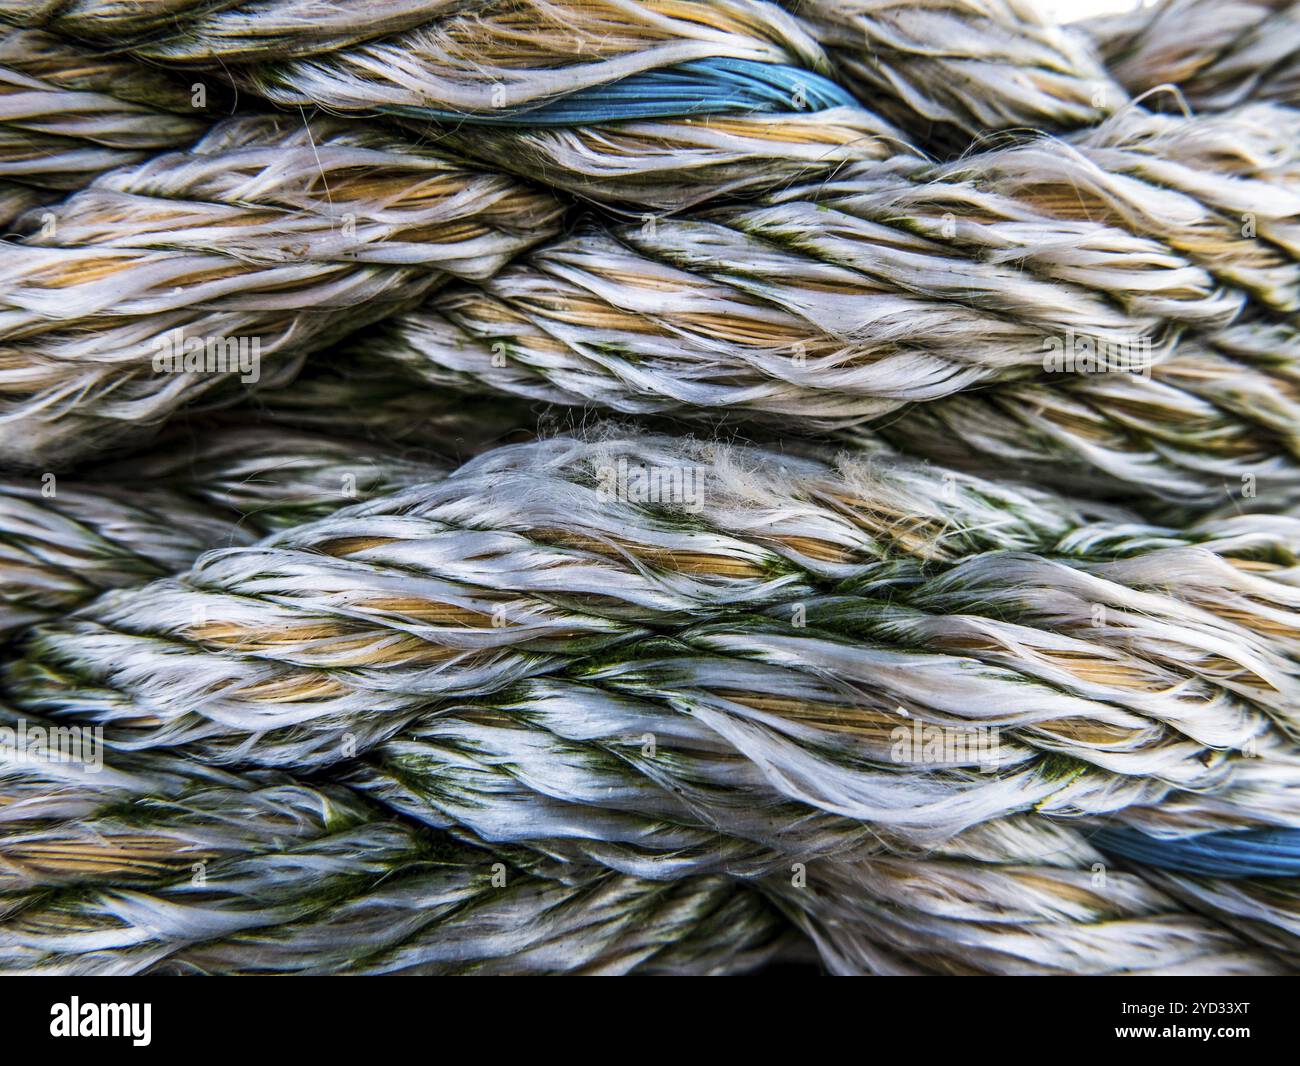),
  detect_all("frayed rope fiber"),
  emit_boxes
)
[2,0,1300,976]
